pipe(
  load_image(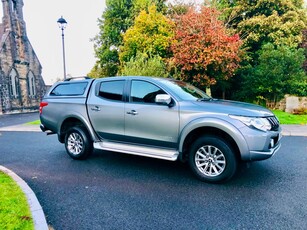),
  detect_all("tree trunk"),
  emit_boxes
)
[206,87,211,96]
